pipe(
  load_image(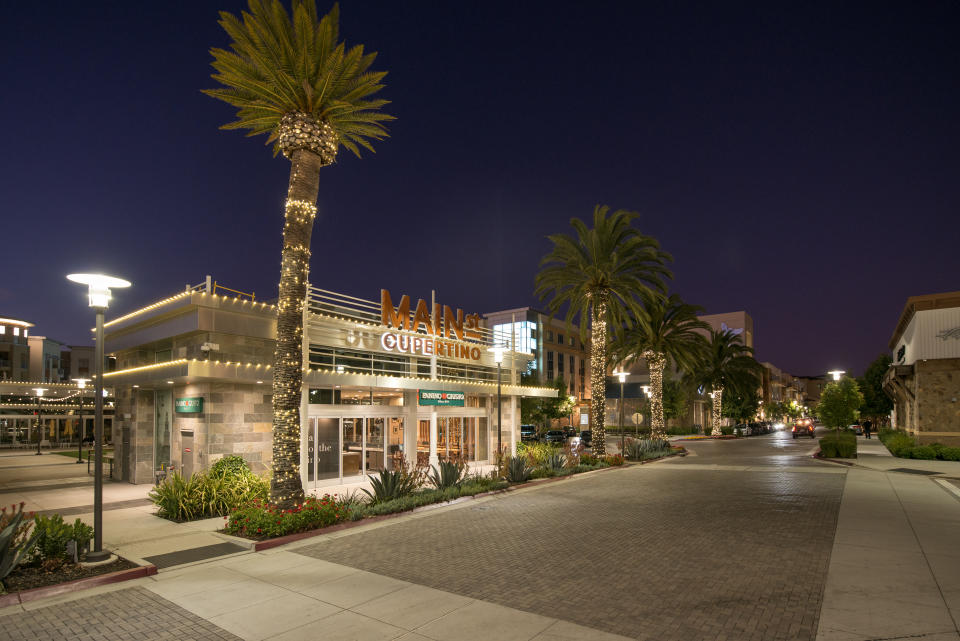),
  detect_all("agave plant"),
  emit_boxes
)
[545,452,567,471]
[361,469,421,505]
[506,456,534,483]
[0,503,39,580]
[625,438,671,460]
[429,460,467,490]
